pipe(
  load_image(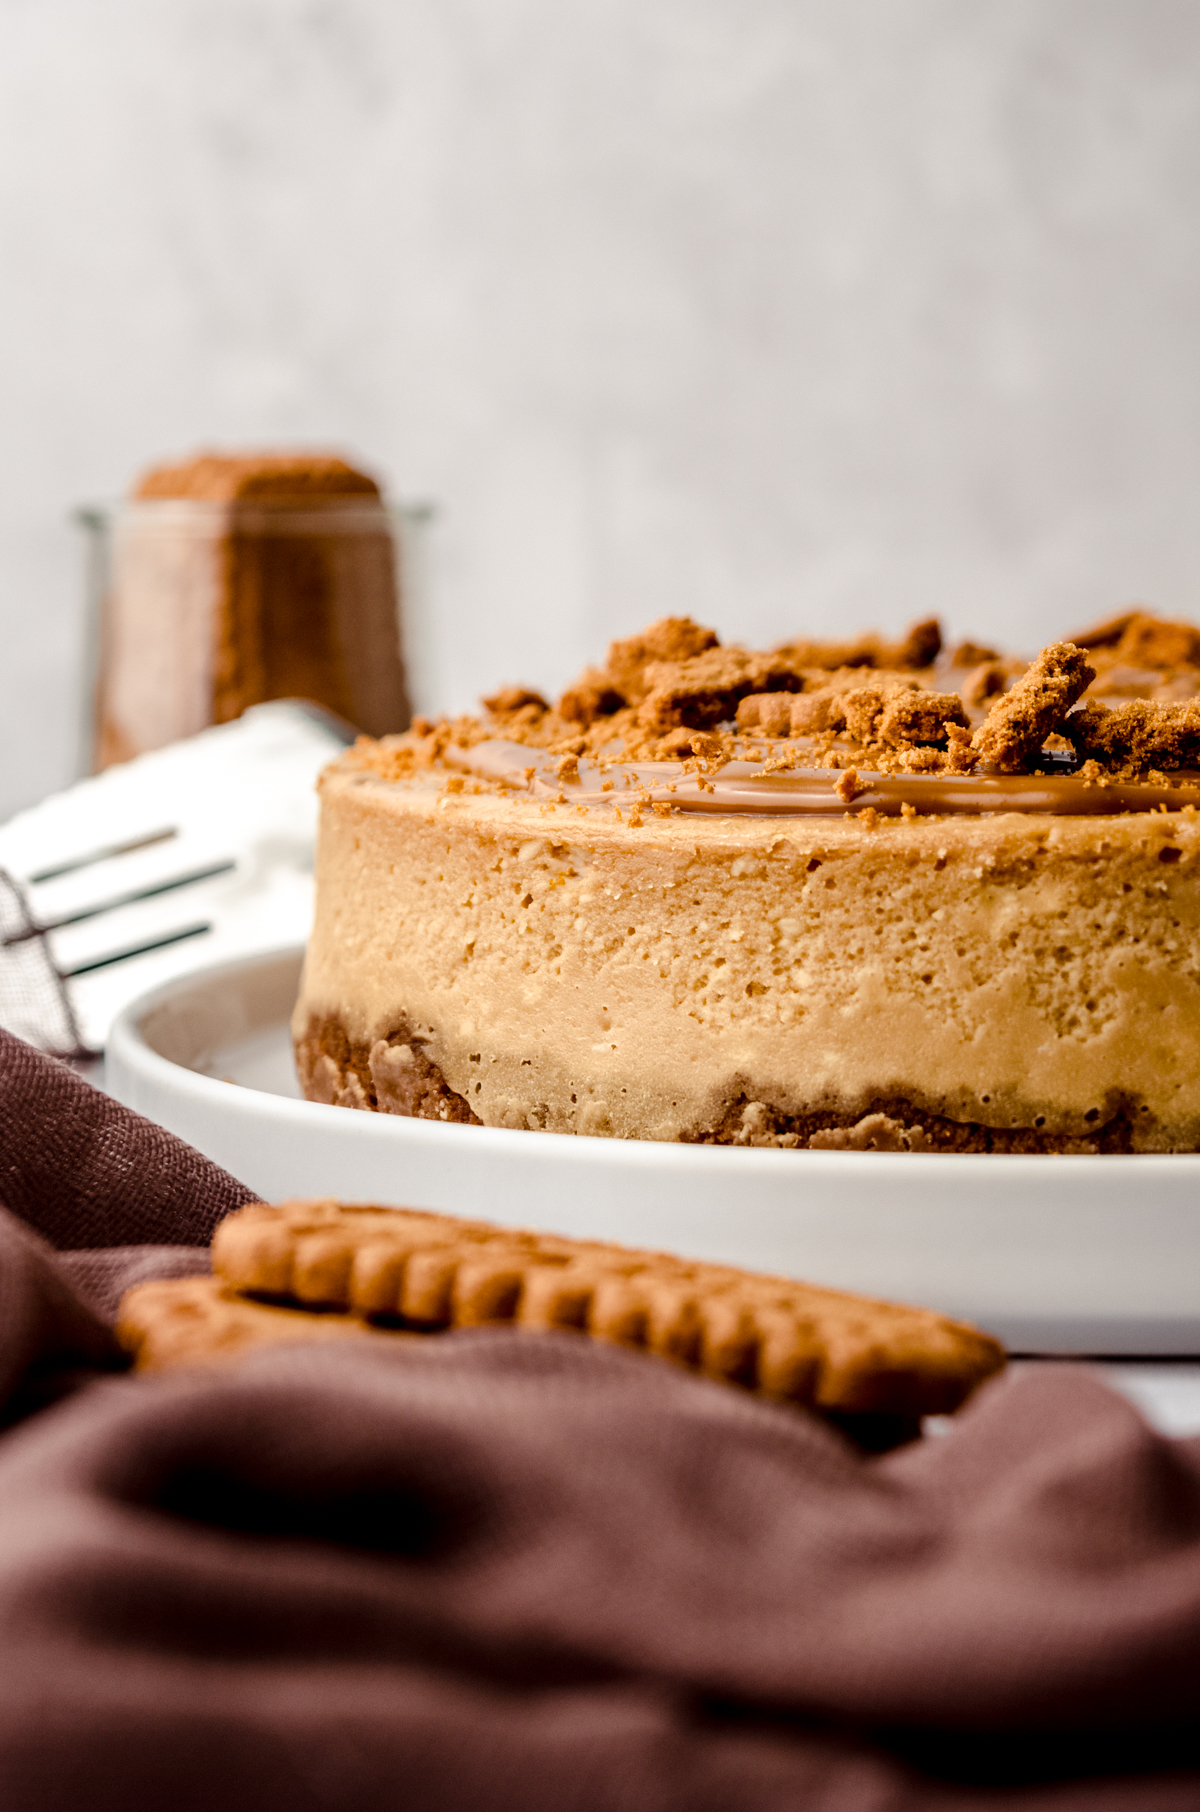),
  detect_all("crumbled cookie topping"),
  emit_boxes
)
[634,645,806,733]
[346,608,1200,793]
[959,660,1009,708]
[480,685,549,716]
[774,616,942,671]
[557,668,625,726]
[949,640,999,668]
[834,687,970,748]
[604,616,721,699]
[970,643,1095,773]
[1067,607,1200,671]
[1063,698,1200,772]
